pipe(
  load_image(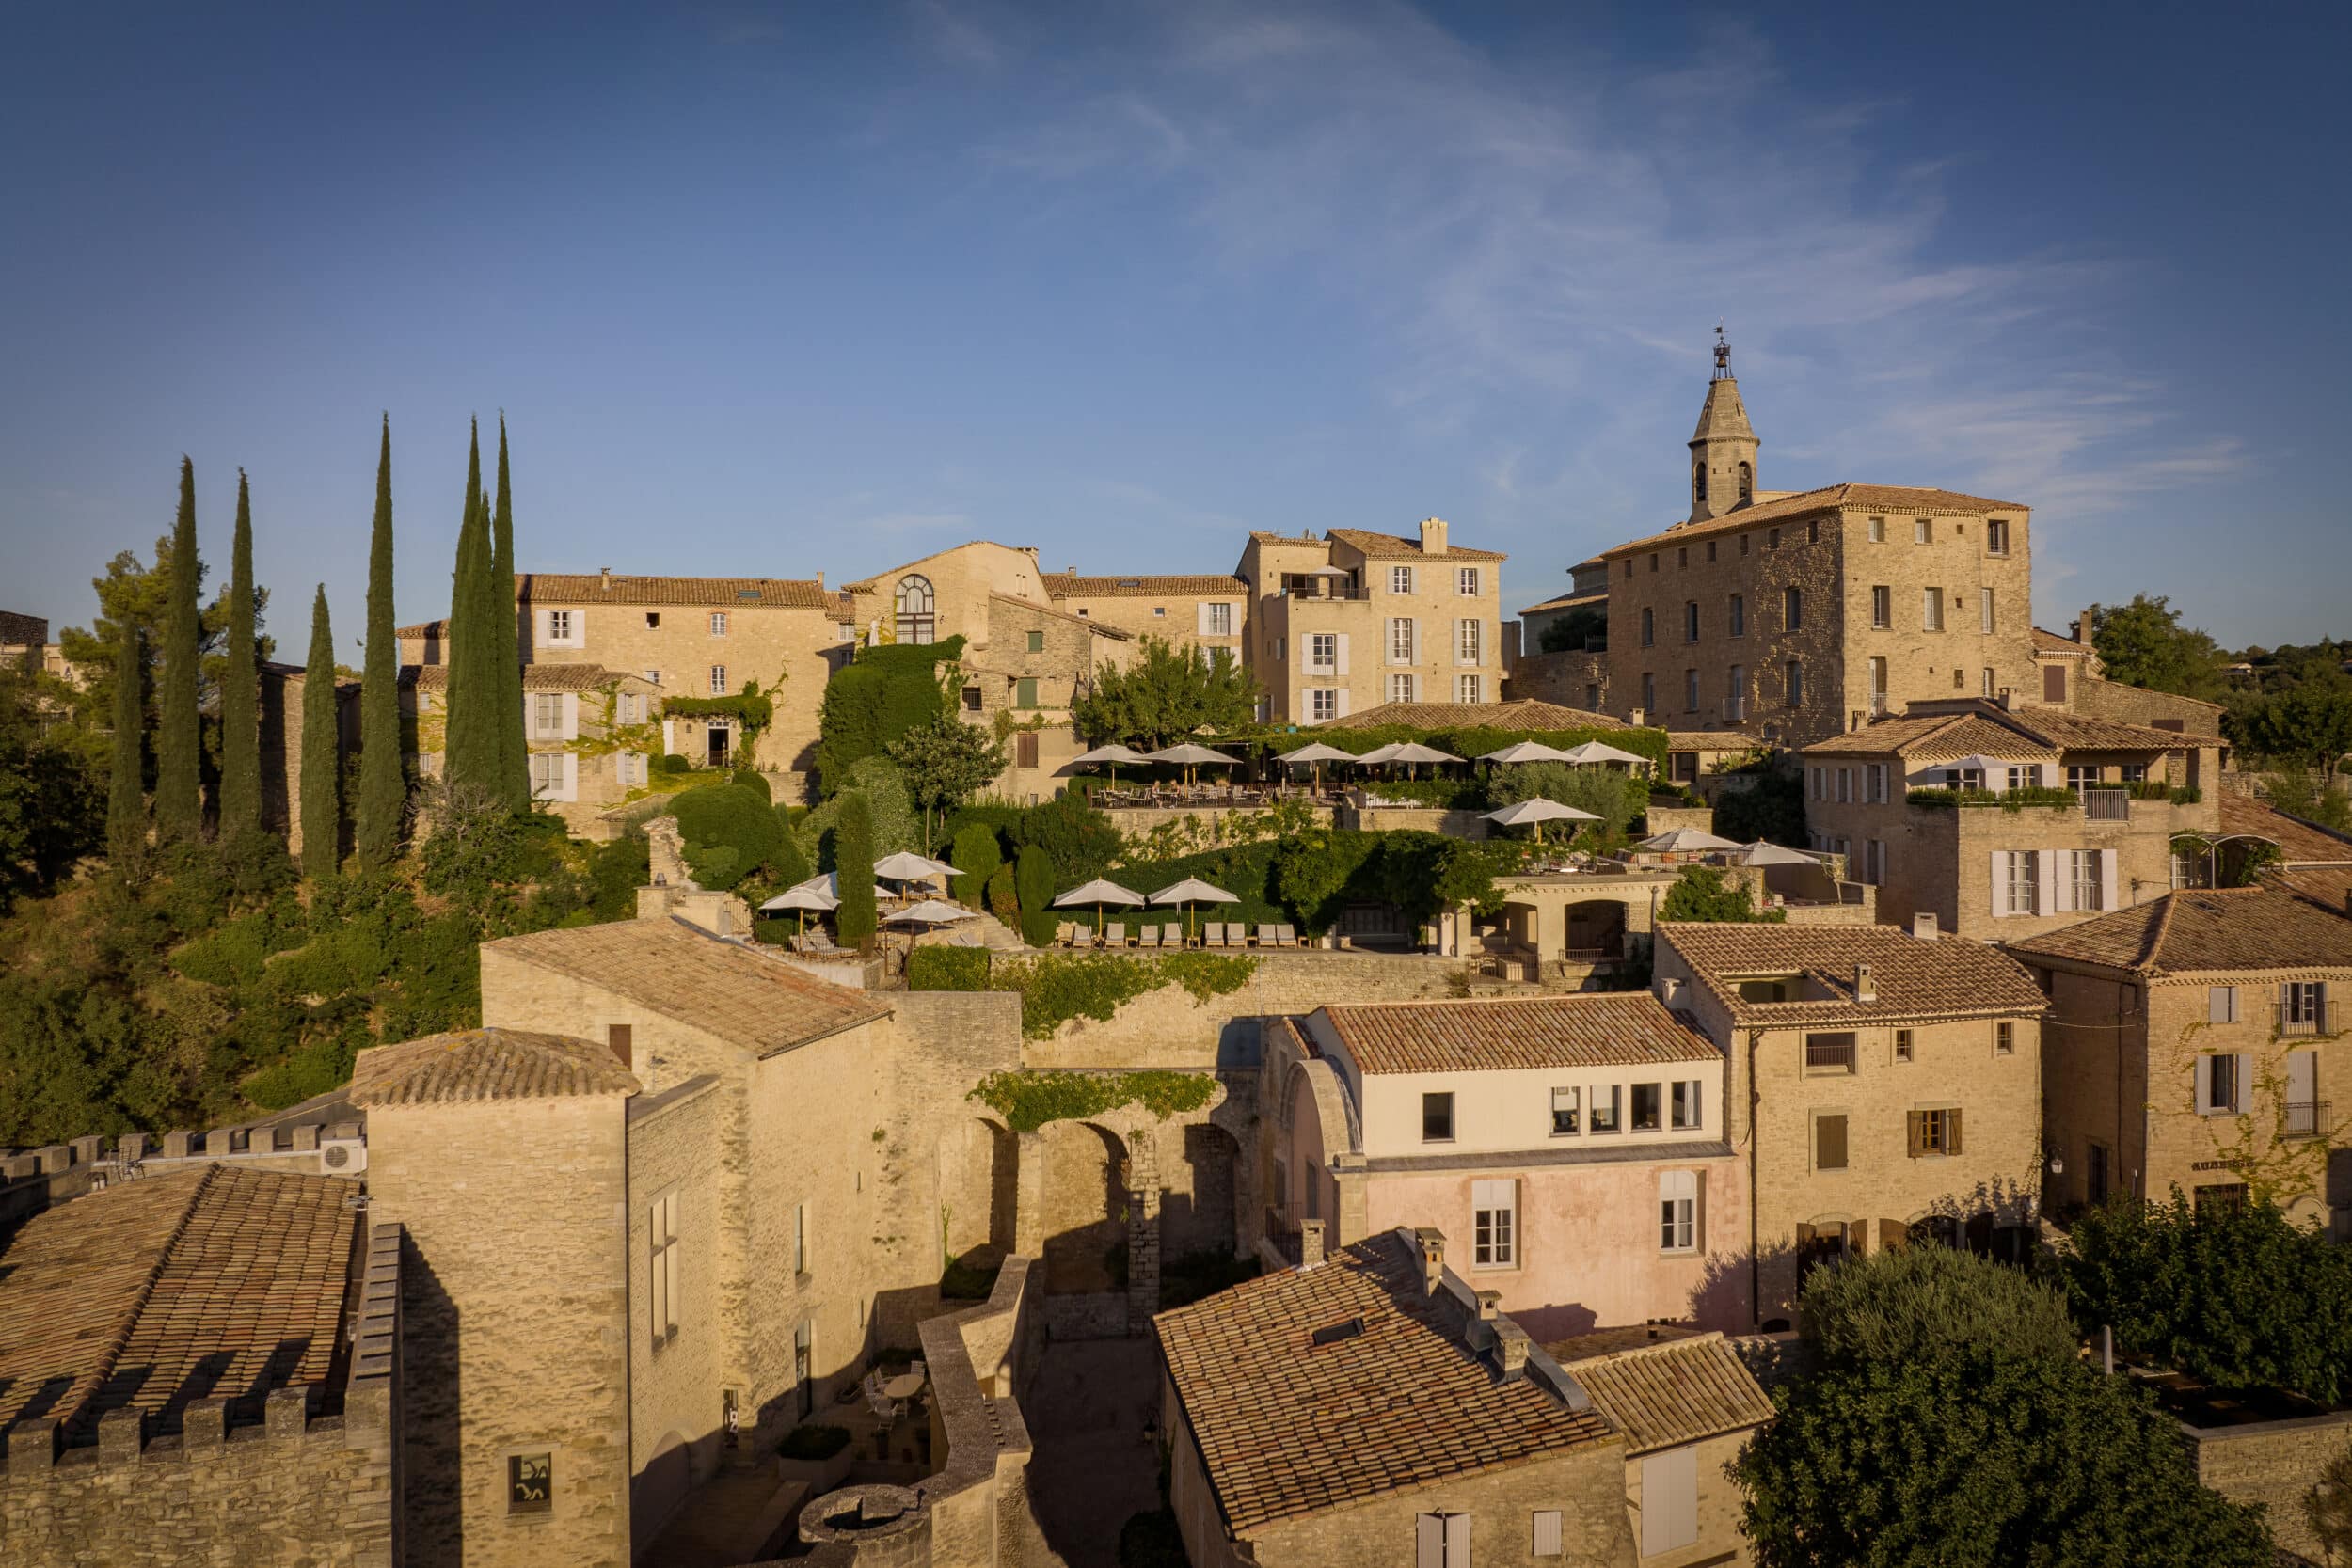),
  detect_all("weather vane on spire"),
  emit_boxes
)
[1712,321,1732,380]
